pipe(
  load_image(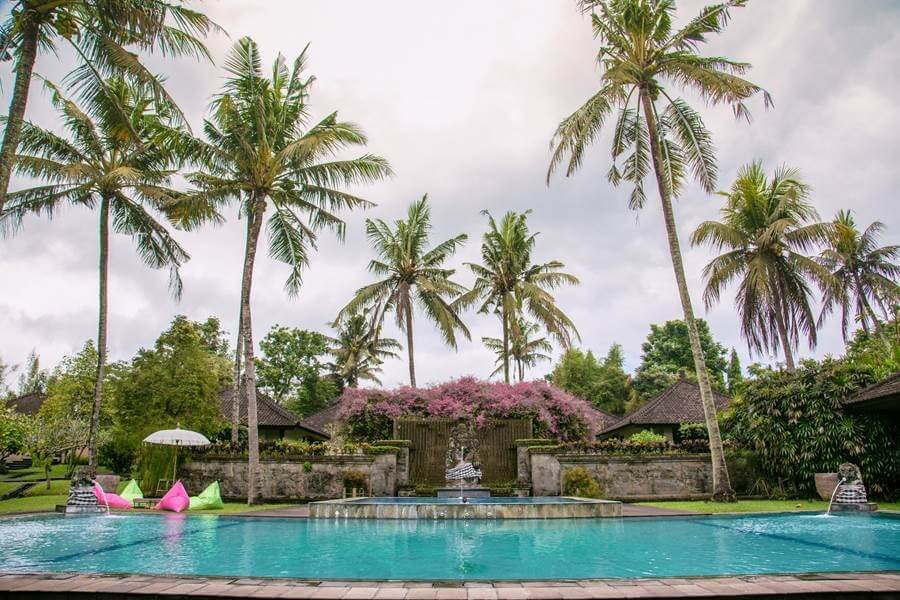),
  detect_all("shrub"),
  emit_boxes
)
[302,461,313,473]
[98,440,137,476]
[556,438,719,455]
[628,429,667,445]
[340,377,600,442]
[725,358,900,497]
[676,423,708,442]
[562,466,604,498]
